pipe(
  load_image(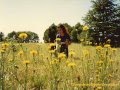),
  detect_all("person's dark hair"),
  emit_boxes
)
[58,24,69,35]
